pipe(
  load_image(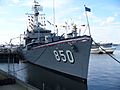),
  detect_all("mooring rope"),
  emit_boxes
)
[10,39,120,74]
[92,40,120,64]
